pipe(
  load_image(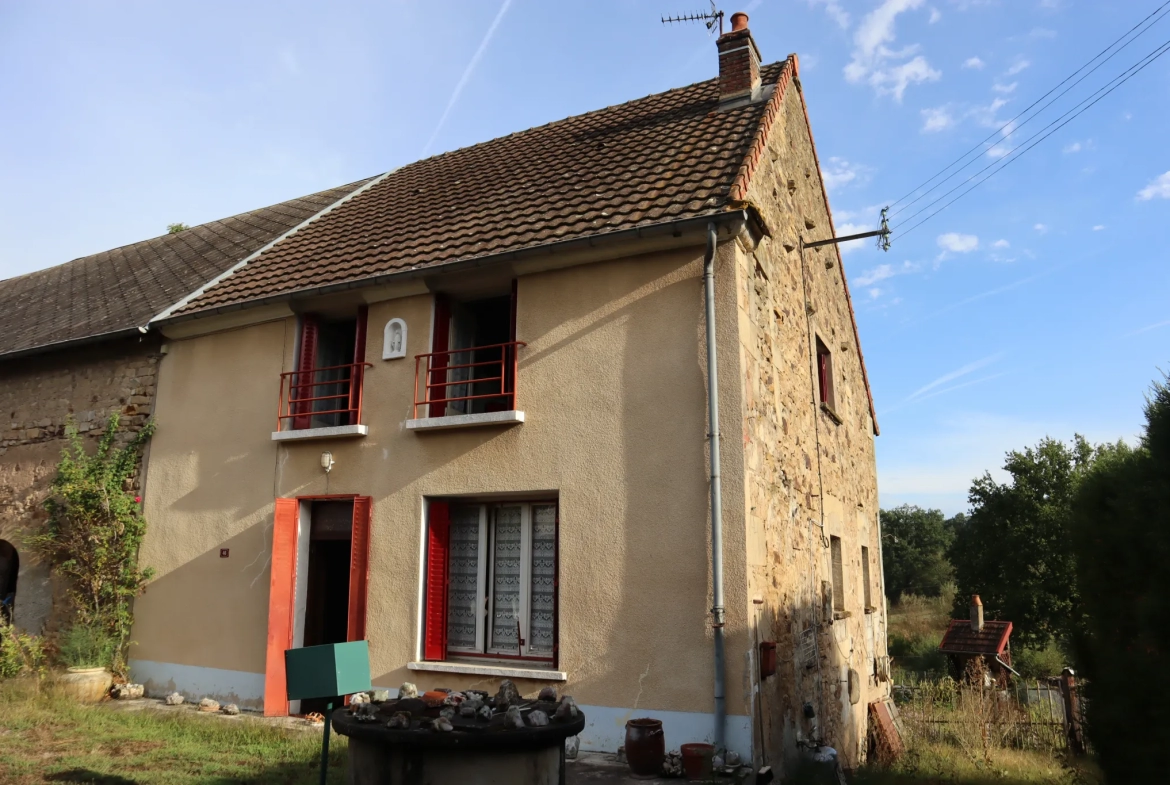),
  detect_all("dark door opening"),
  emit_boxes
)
[447,294,515,414]
[301,500,352,714]
[311,317,358,428]
[0,540,17,624]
